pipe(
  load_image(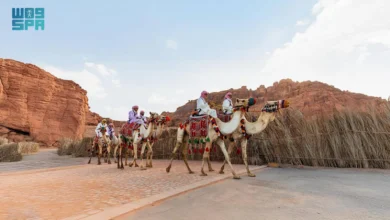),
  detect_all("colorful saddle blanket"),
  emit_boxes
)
[218,113,232,123]
[120,122,141,137]
[188,115,209,138]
